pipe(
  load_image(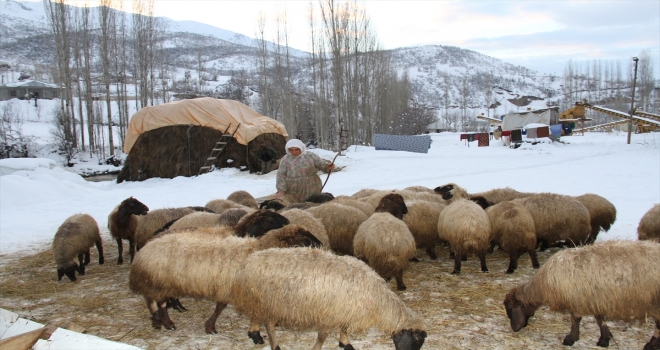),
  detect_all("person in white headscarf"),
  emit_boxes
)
[274,139,335,203]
